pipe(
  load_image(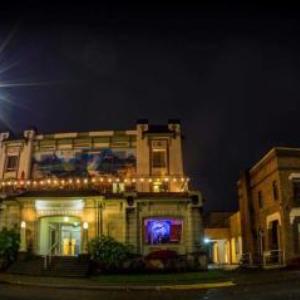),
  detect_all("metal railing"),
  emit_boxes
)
[44,241,59,270]
[240,252,253,266]
[263,249,284,266]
